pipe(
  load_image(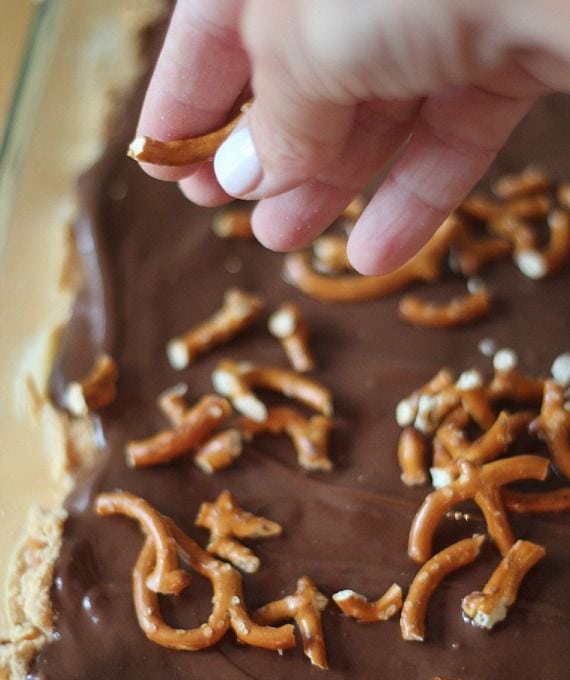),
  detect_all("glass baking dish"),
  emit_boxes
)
[0,0,168,644]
